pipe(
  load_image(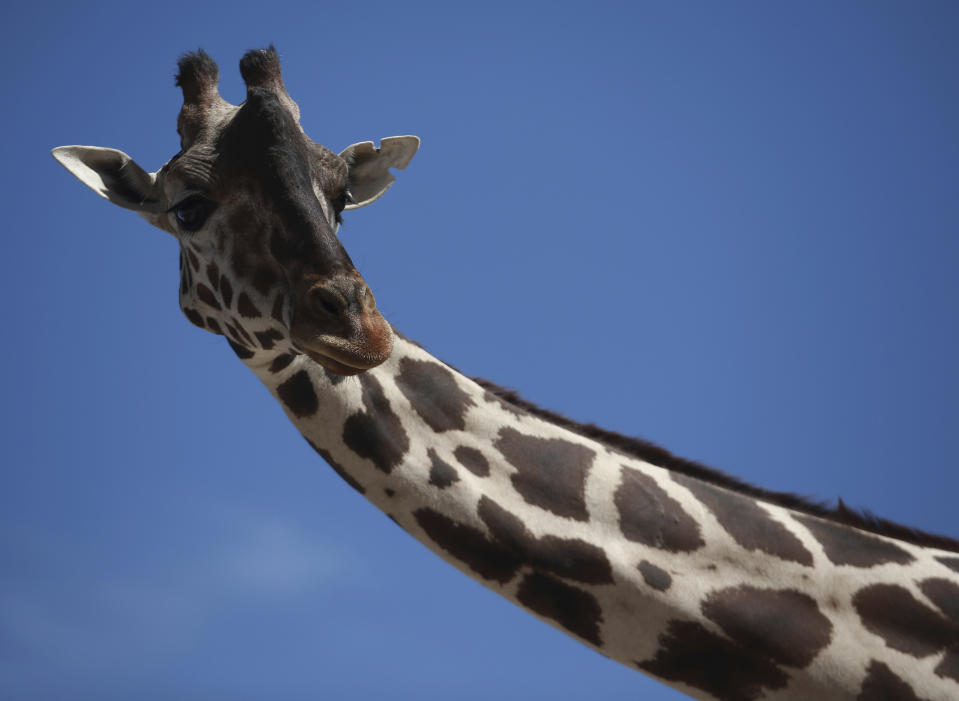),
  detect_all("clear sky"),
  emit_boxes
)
[3,2,958,699]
